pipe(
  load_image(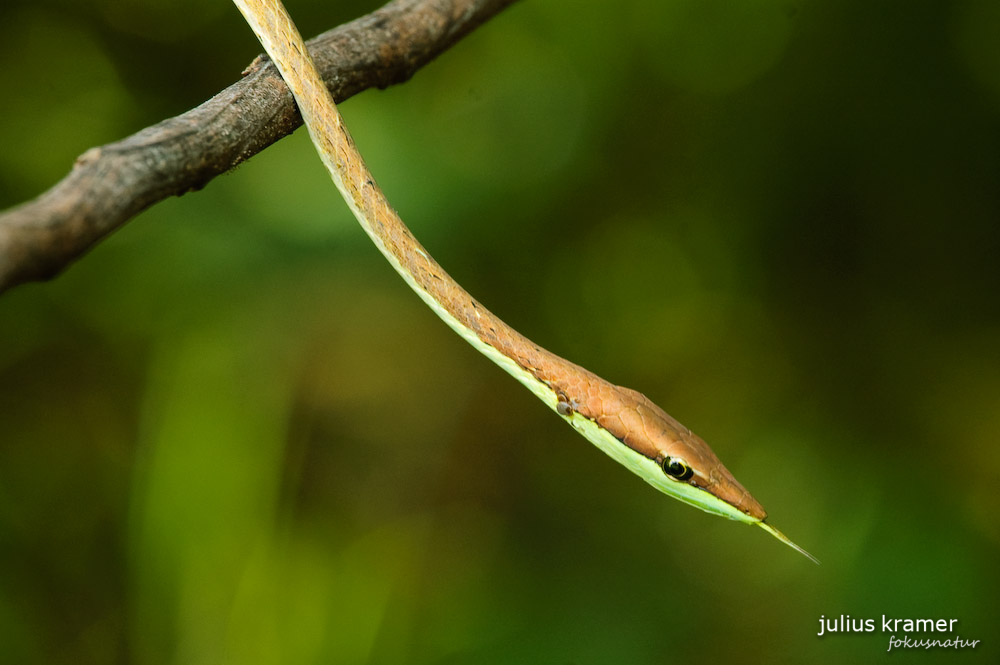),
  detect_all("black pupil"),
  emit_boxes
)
[664,458,692,480]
